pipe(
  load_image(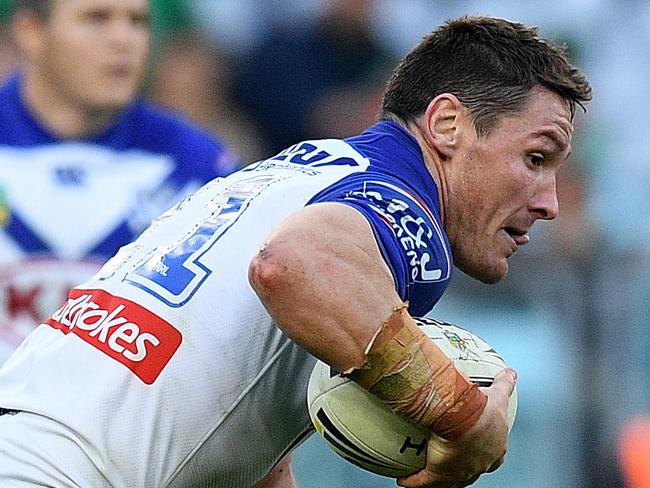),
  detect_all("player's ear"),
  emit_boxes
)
[12,10,45,60]
[420,94,469,160]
